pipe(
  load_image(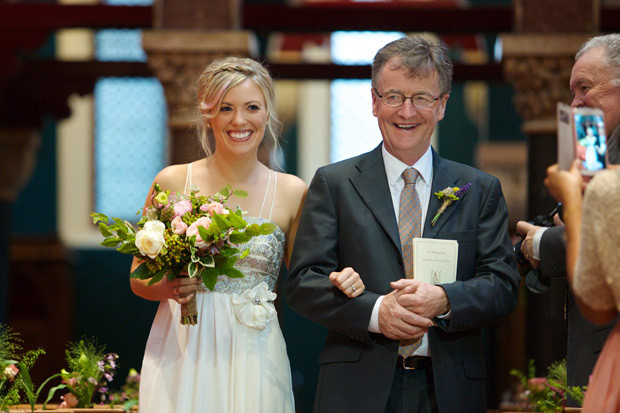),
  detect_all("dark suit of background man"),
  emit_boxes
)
[517,33,620,406]
[285,35,520,413]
